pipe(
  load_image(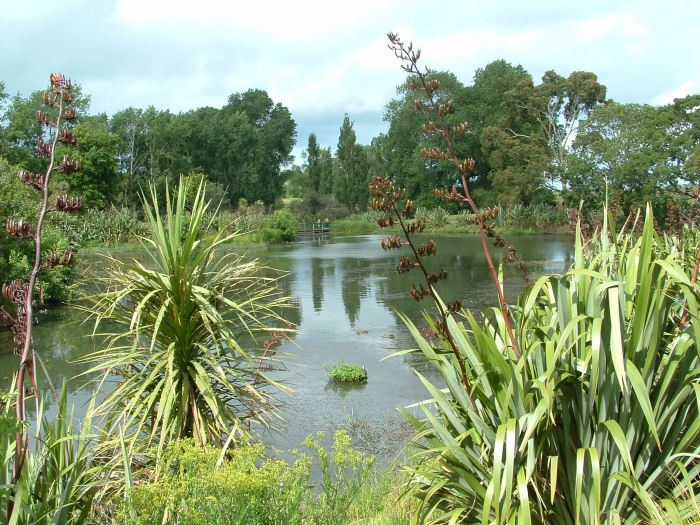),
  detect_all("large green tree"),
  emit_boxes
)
[460,60,533,192]
[376,71,467,204]
[224,89,296,204]
[481,125,550,205]
[376,63,543,206]
[317,146,334,194]
[481,69,605,205]
[568,95,700,216]
[107,90,296,208]
[65,115,119,207]
[0,81,7,148]
[0,87,90,173]
[306,133,322,192]
[500,70,607,193]
[293,133,336,215]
